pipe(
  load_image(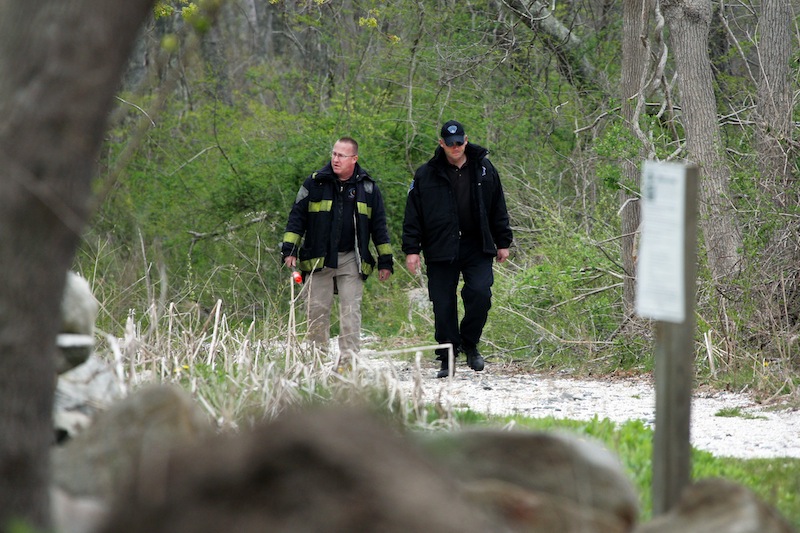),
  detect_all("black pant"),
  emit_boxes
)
[426,239,494,360]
